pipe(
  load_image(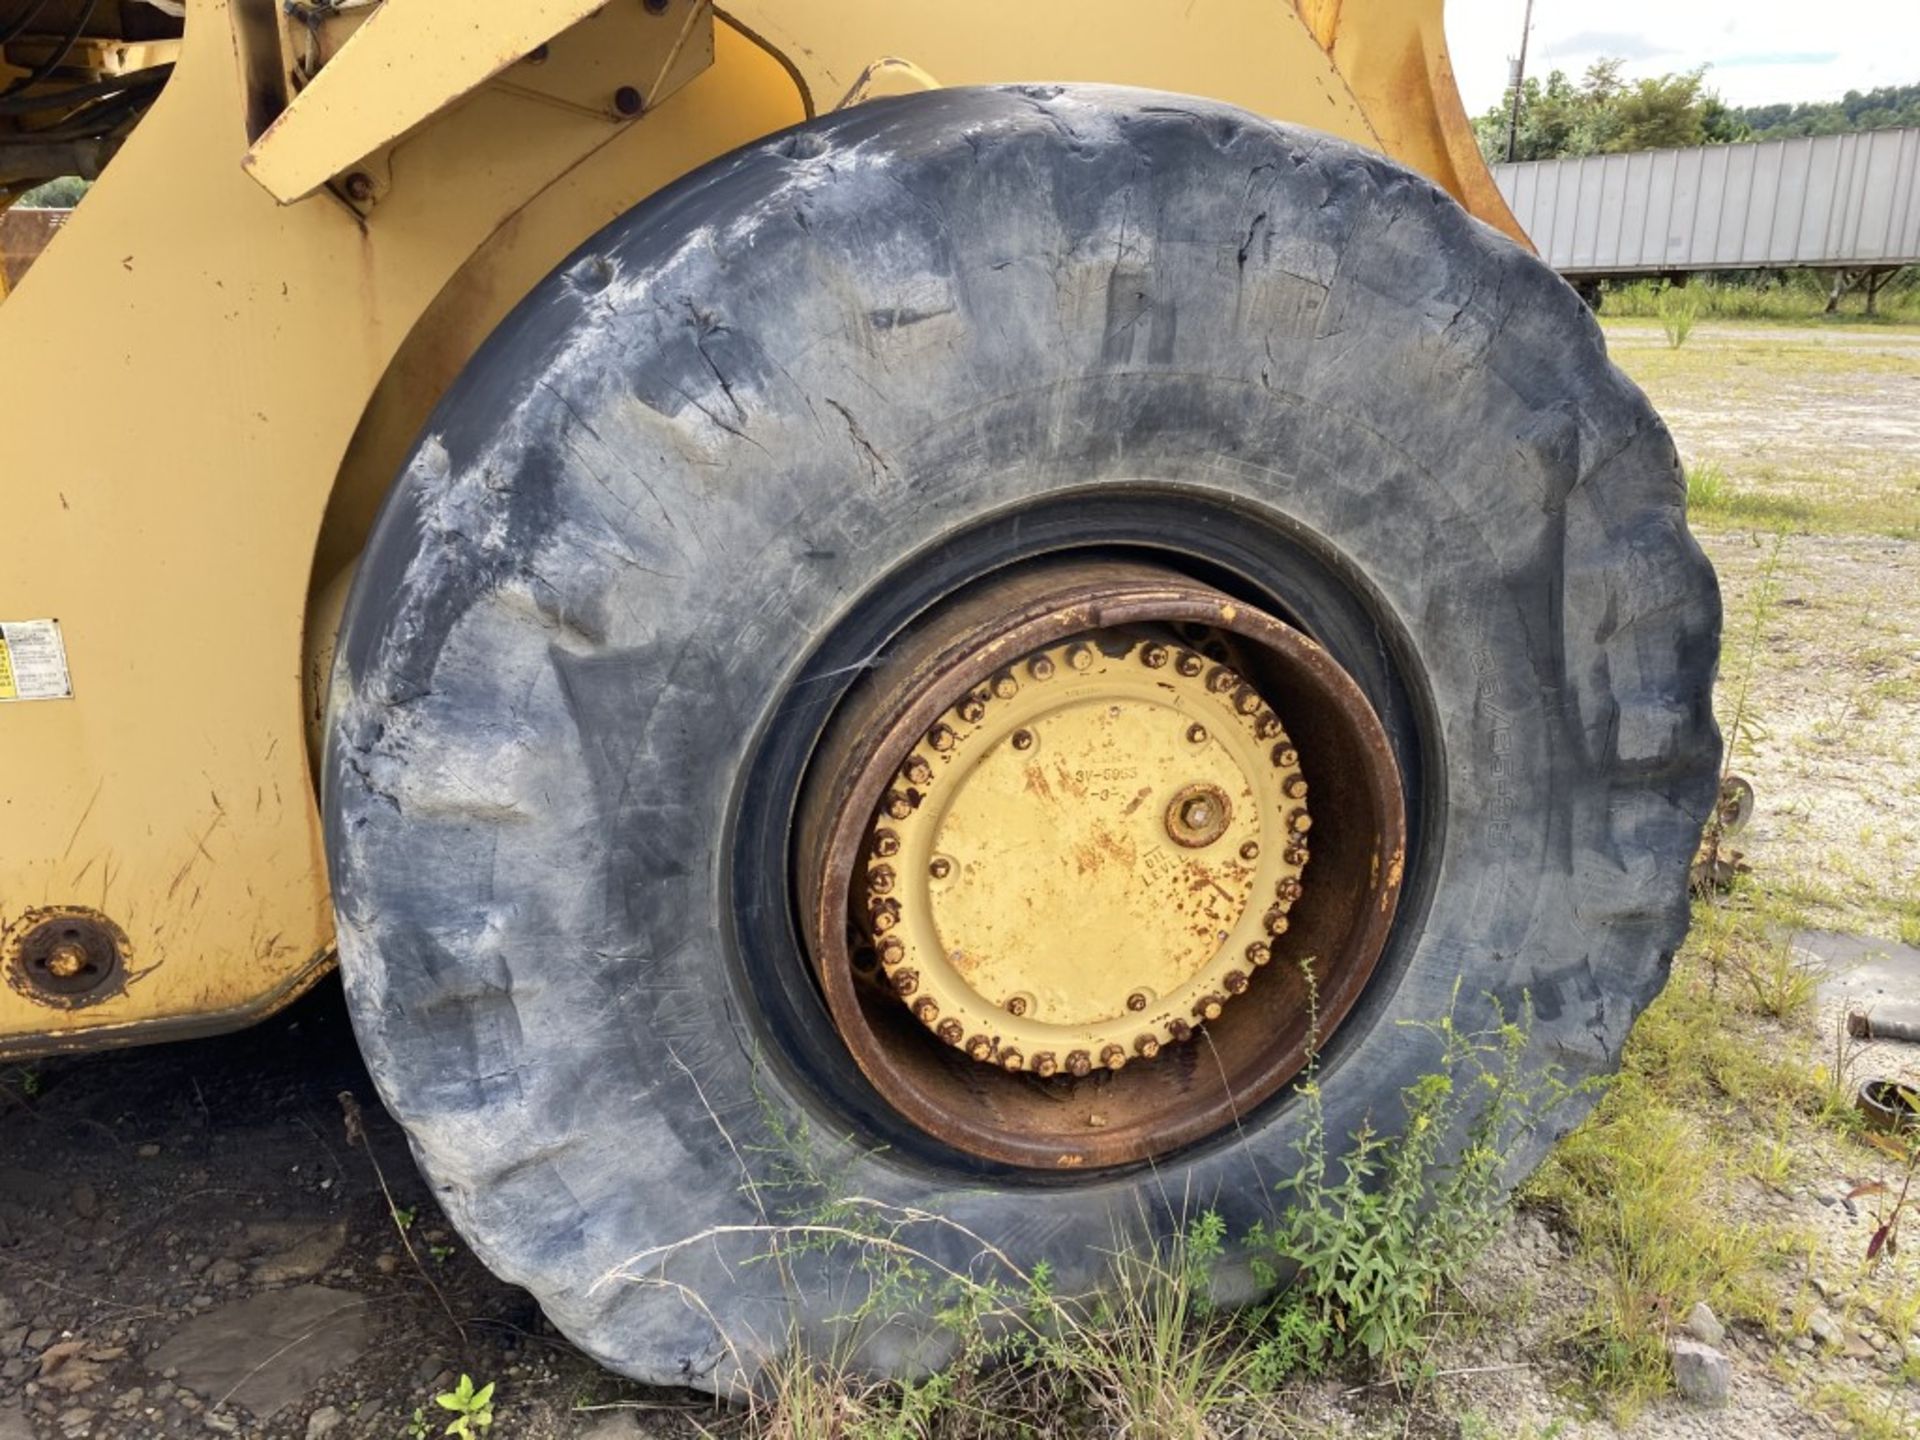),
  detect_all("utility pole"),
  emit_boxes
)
[1505,0,1536,163]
